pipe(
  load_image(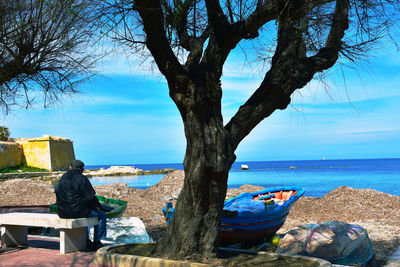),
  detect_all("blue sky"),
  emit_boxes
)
[2,39,400,165]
